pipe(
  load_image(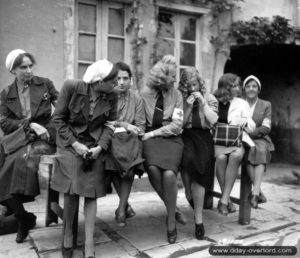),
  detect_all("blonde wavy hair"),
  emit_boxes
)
[147,56,177,90]
[178,67,206,99]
